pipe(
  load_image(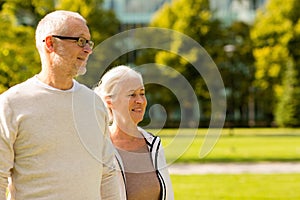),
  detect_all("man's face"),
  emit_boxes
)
[52,18,93,77]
